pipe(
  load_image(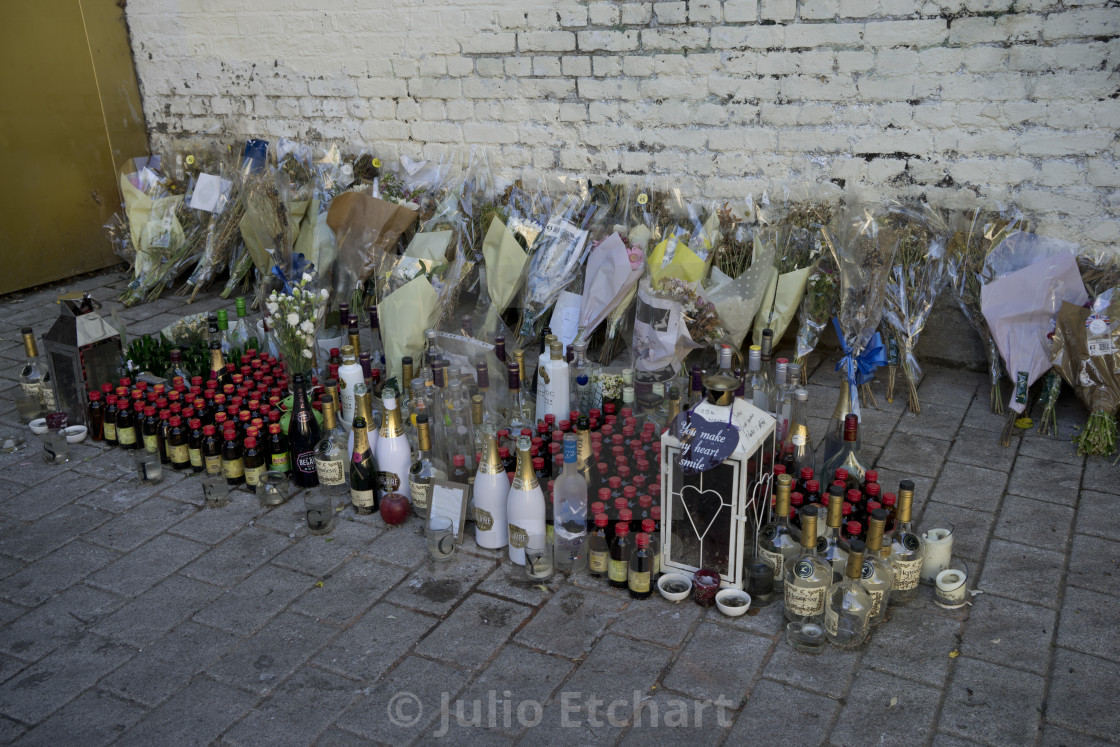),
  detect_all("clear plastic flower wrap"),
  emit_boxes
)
[946,208,1029,413]
[793,256,838,382]
[821,203,897,420]
[1050,294,1120,457]
[703,198,775,350]
[751,184,838,346]
[880,204,951,413]
[980,230,1088,444]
